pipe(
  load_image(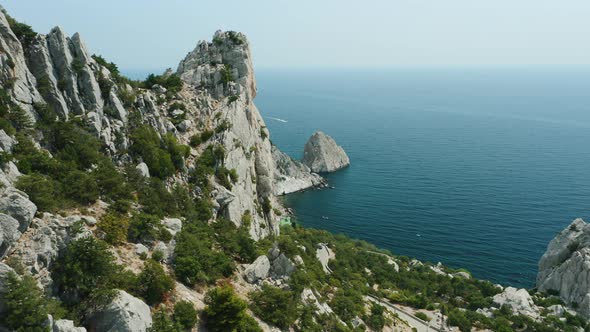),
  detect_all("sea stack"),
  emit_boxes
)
[302,131,350,173]
[537,218,590,318]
